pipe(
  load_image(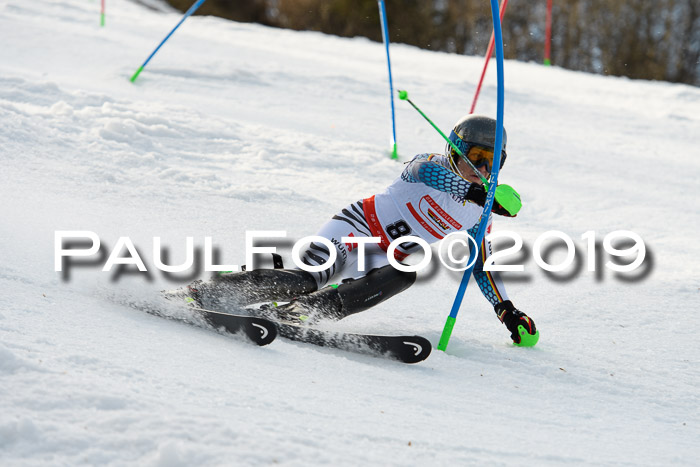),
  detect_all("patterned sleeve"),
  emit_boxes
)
[467,222,509,307]
[401,153,474,199]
